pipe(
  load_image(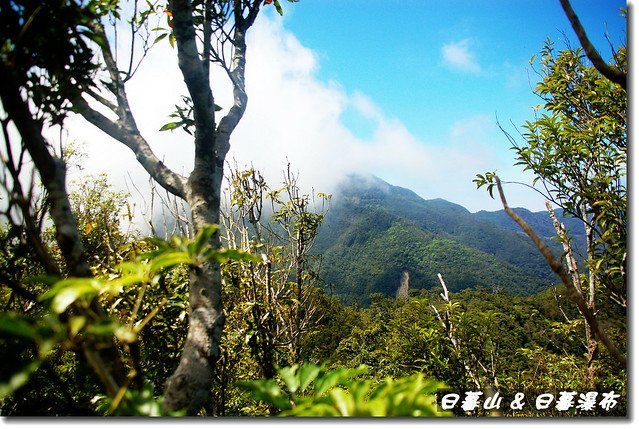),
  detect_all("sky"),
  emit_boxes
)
[65,0,627,219]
